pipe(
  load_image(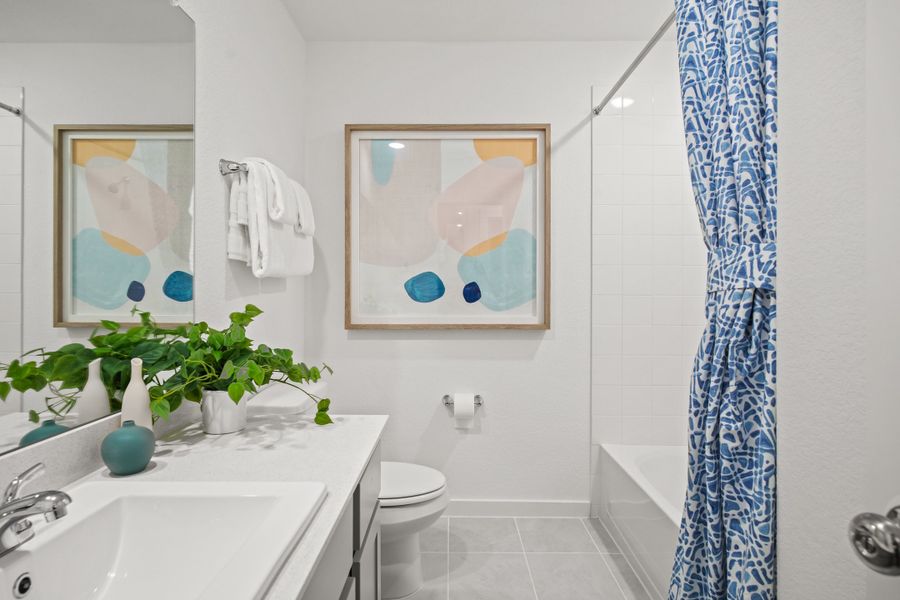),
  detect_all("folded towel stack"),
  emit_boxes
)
[227,158,315,278]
